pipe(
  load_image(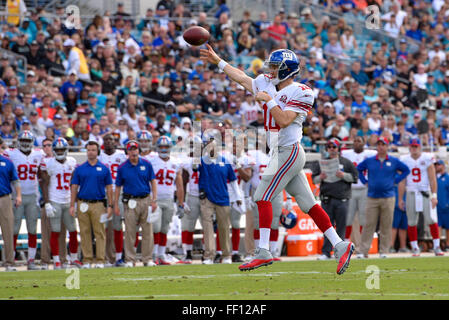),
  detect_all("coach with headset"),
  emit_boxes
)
[311,138,358,260]
[70,140,113,269]
[115,140,158,267]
